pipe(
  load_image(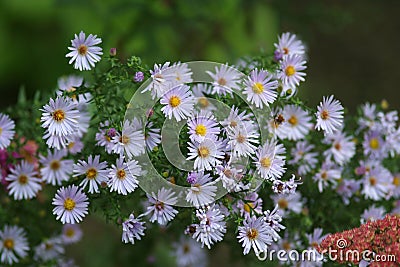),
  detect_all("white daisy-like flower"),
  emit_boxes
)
[57,75,83,96]
[315,95,344,134]
[360,205,386,224]
[220,105,252,130]
[237,216,273,255]
[66,31,103,71]
[206,64,240,96]
[34,237,64,261]
[186,172,217,207]
[192,84,216,112]
[66,135,84,155]
[39,149,73,186]
[172,235,207,267]
[122,213,146,245]
[6,161,41,200]
[95,121,114,154]
[288,141,318,175]
[112,119,146,159]
[362,130,387,159]
[40,96,79,137]
[43,129,70,150]
[312,161,341,192]
[170,62,193,84]
[192,204,227,249]
[61,224,83,244]
[141,62,175,99]
[215,164,248,192]
[187,137,224,171]
[52,185,89,224]
[277,105,312,140]
[73,155,108,194]
[271,192,303,216]
[263,205,285,241]
[227,123,259,157]
[145,187,178,225]
[278,54,307,88]
[323,131,355,165]
[188,112,220,142]
[108,157,141,195]
[243,68,278,108]
[274,32,305,59]
[160,84,195,122]
[254,140,286,180]
[357,102,377,131]
[0,113,15,149]
[361,167,391,201]
[0,225,29,265]
[236,192,263,220]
